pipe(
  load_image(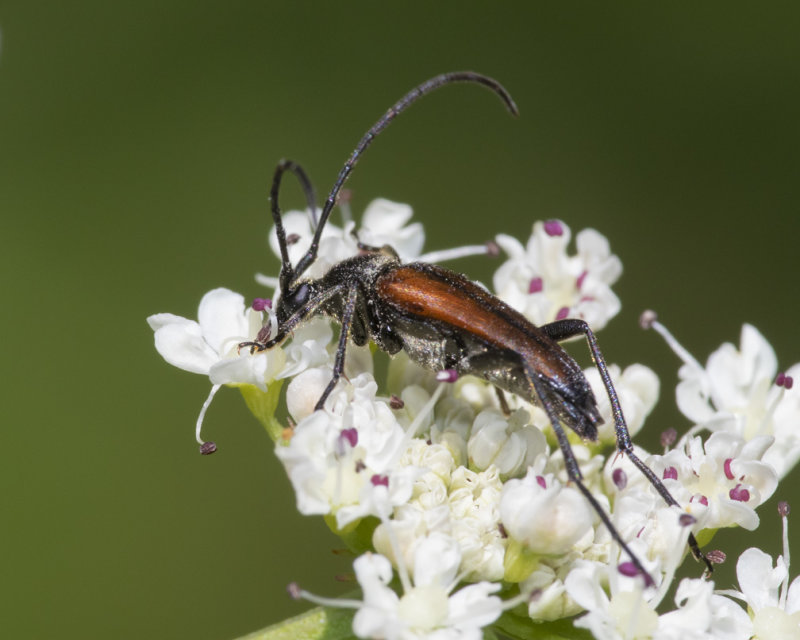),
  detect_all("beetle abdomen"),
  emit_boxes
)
[375,262,602,439]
